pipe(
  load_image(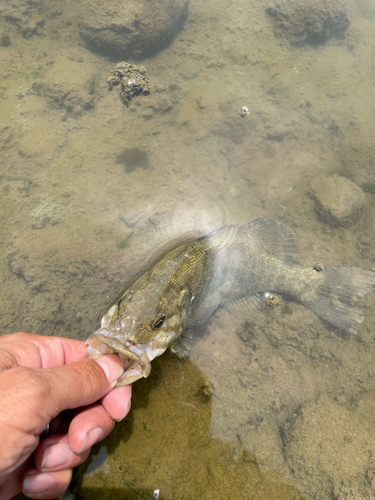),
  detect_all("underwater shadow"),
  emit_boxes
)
[69,351,305,500]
